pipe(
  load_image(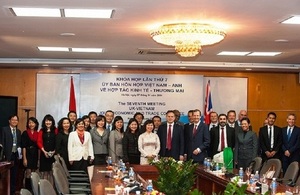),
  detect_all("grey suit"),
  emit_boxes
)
[235,130,258,169]
[108,129,123,163]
